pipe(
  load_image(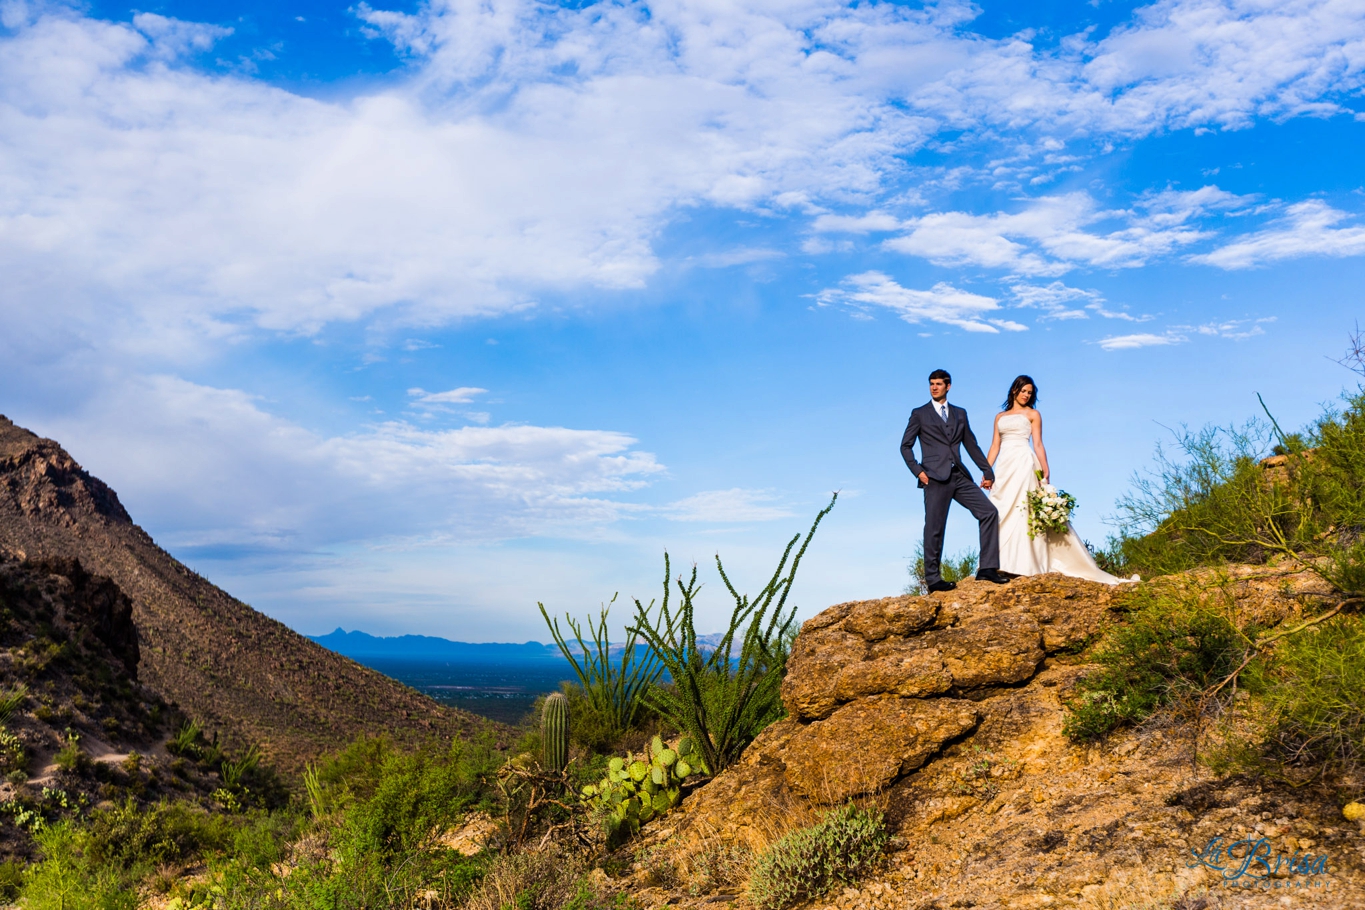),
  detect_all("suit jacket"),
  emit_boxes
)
[901,401,994,487]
